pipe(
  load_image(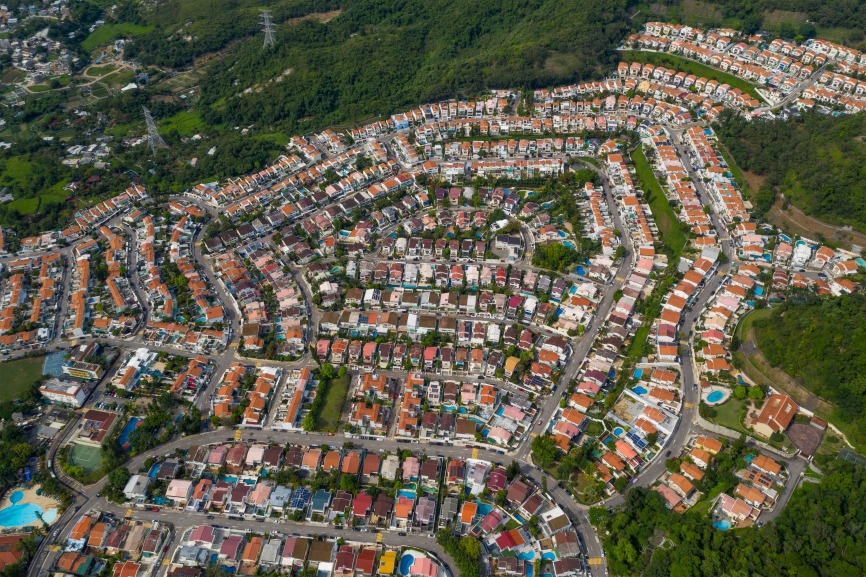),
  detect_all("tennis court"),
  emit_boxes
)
[69,443,102,473]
